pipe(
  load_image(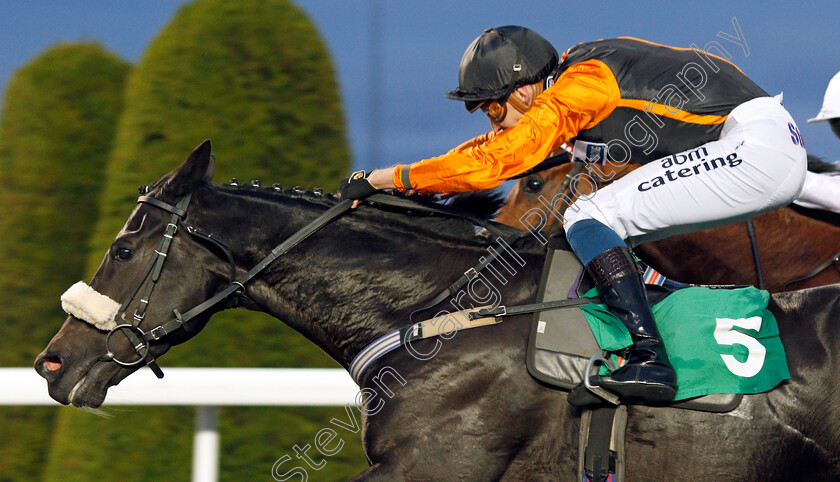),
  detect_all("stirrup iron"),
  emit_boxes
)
[583,350,621,406]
